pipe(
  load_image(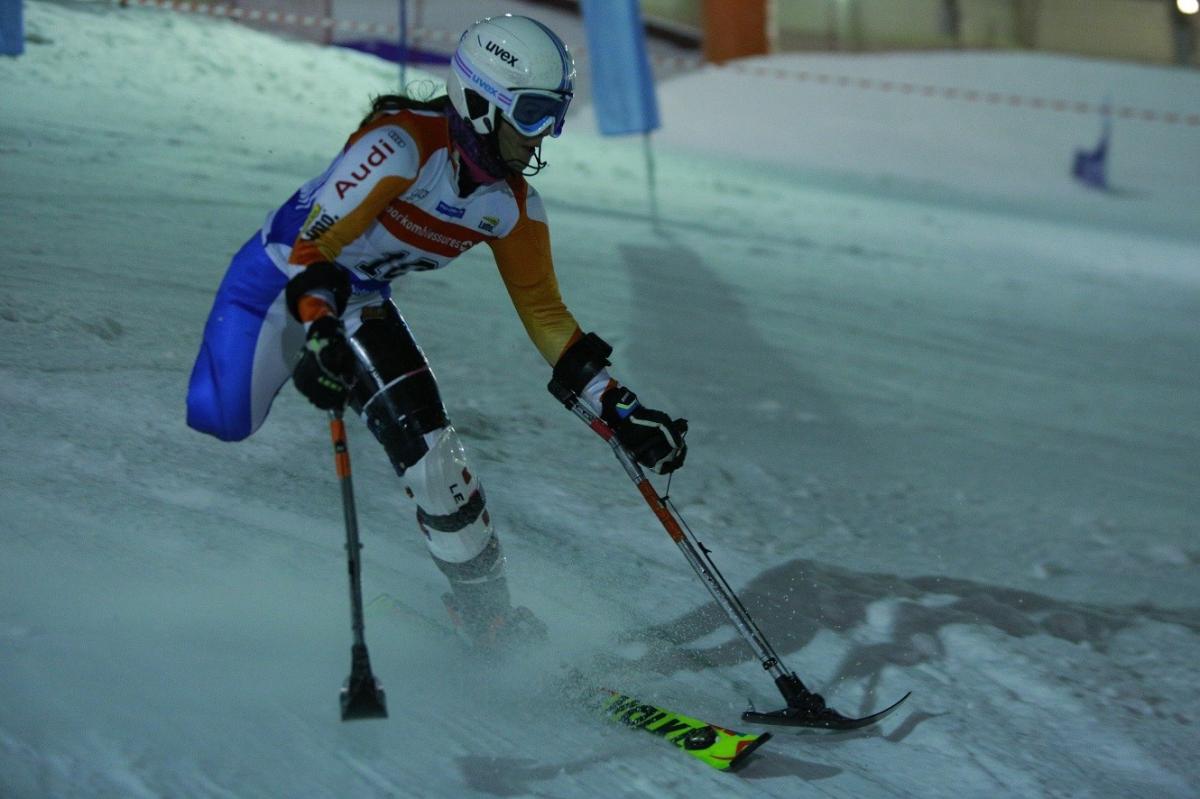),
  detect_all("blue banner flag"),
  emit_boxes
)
[579,0,660,136]
[1,0,24,57]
